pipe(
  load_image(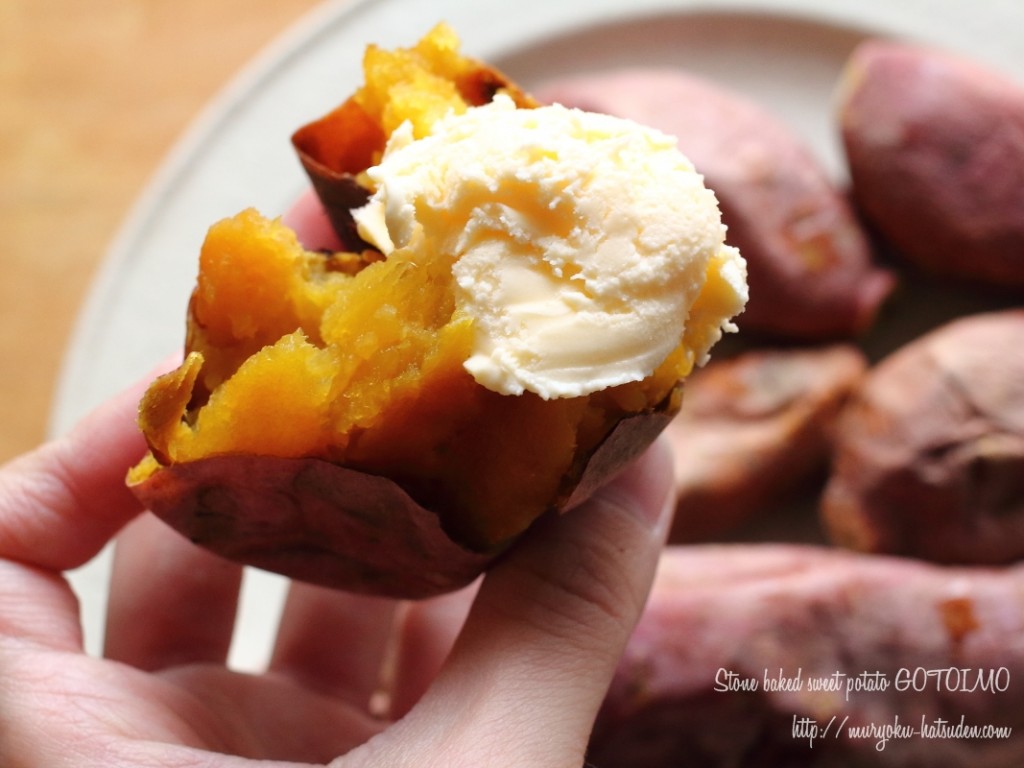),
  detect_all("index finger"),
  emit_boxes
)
[0,376,151,571]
